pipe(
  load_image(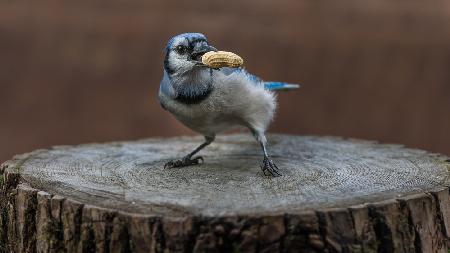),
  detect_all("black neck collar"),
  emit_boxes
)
[173,69,213,105]
[175,87,213,104]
